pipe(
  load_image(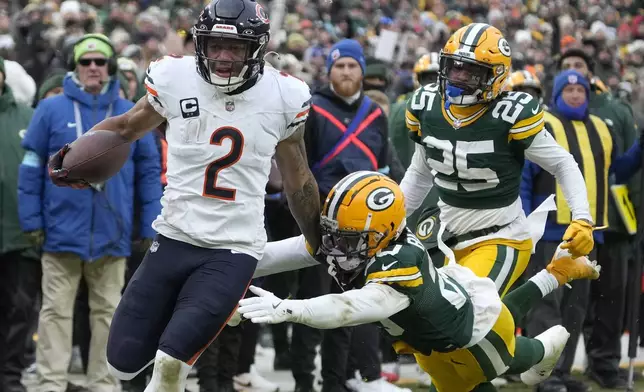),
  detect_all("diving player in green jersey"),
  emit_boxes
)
[401,23,594,299]
[237,171,601,392]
